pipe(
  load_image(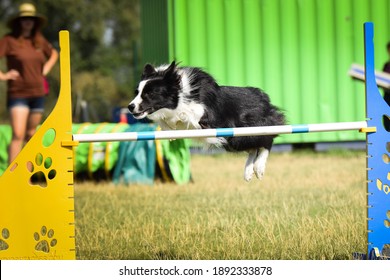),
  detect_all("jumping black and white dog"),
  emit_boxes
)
[128,61,285,181]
